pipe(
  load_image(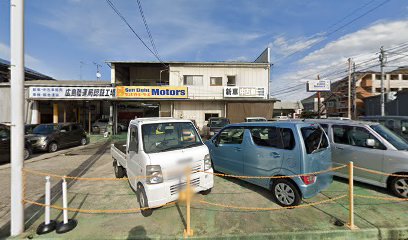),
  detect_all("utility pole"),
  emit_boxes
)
[317,75,321,119]
[10,0,25,236]
[352,62,357,119]
[379,46,385,116]
[93,62,102,81]
[347,58,352,119]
